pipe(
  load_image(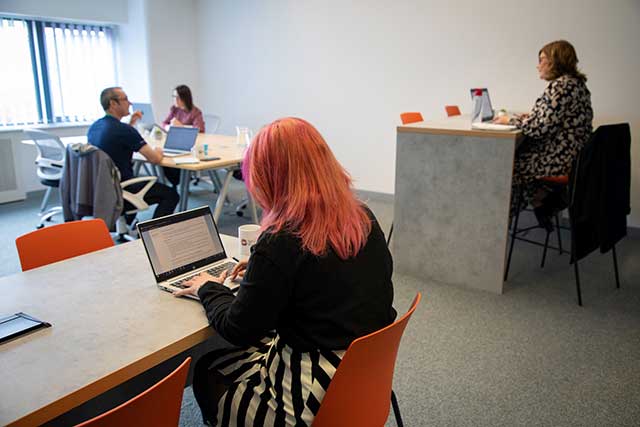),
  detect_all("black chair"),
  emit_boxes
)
[504,124,631,306]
